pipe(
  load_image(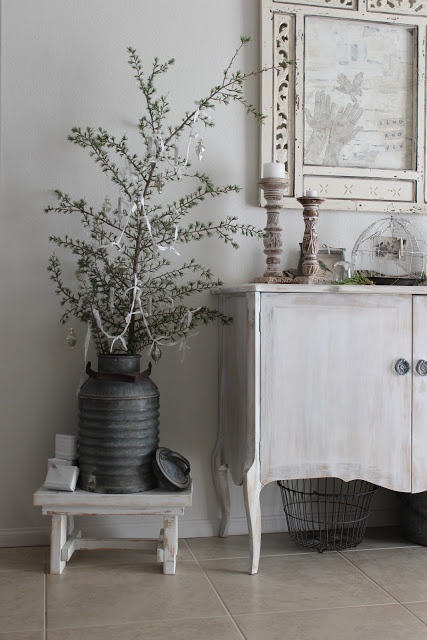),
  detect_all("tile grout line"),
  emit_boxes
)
[183,542,427,628]
[337,549,427,627]
[338,551,402,605]
[399,602,427,629]
[183,539,248,640]
[43,566,47,640]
